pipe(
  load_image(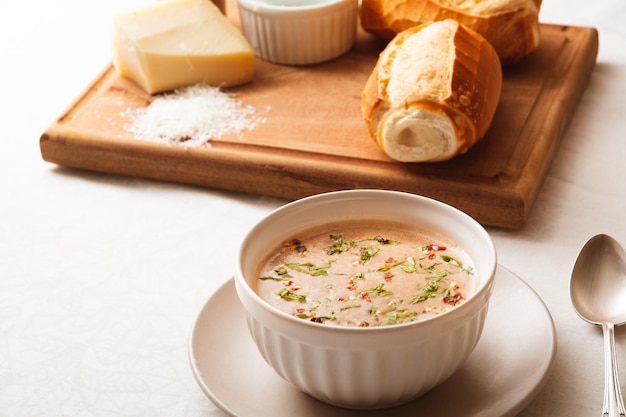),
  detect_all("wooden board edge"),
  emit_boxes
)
[39,128,526,228]
[504,24,599,222]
